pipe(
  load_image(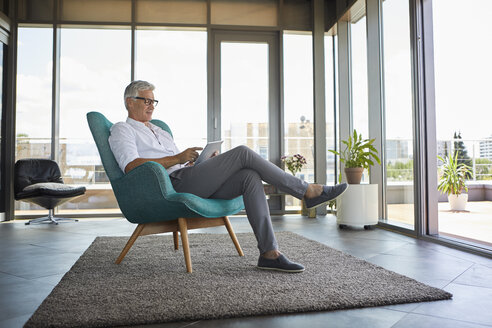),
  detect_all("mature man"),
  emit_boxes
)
[109,80,348,273]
